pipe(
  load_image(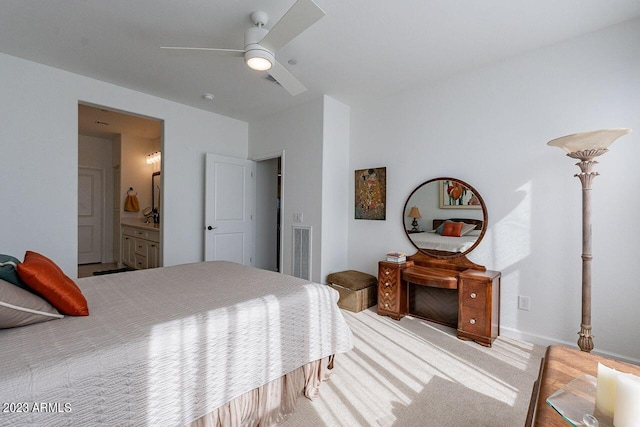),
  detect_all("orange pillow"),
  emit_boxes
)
[17,251,89,316]
[441,222,464,237]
